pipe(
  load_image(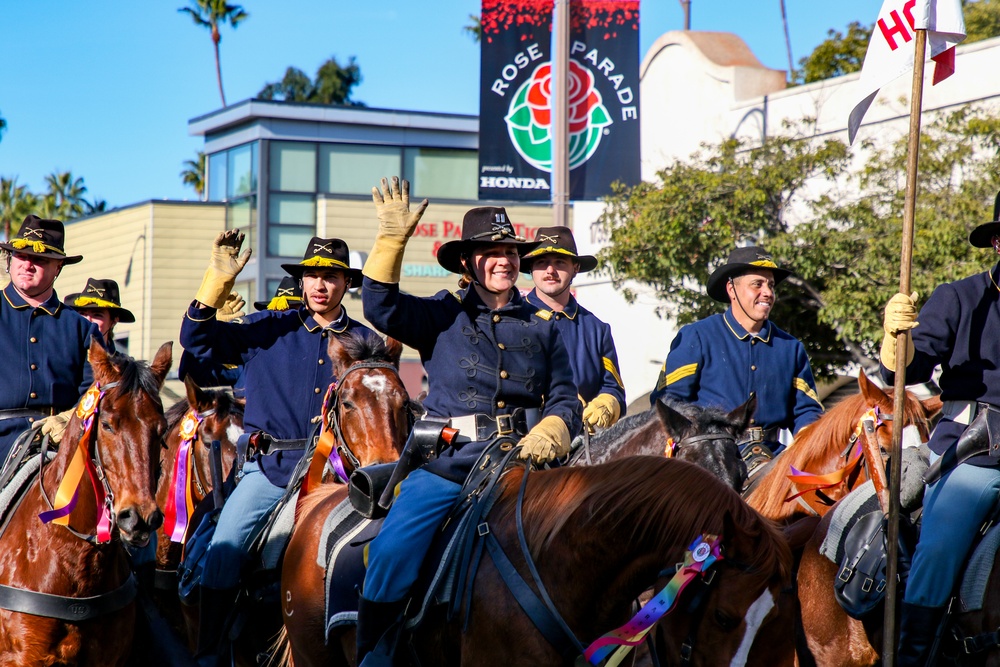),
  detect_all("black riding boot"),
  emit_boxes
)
[897,602,946,667]
[194,587,238,667]
[356,596,407,666]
